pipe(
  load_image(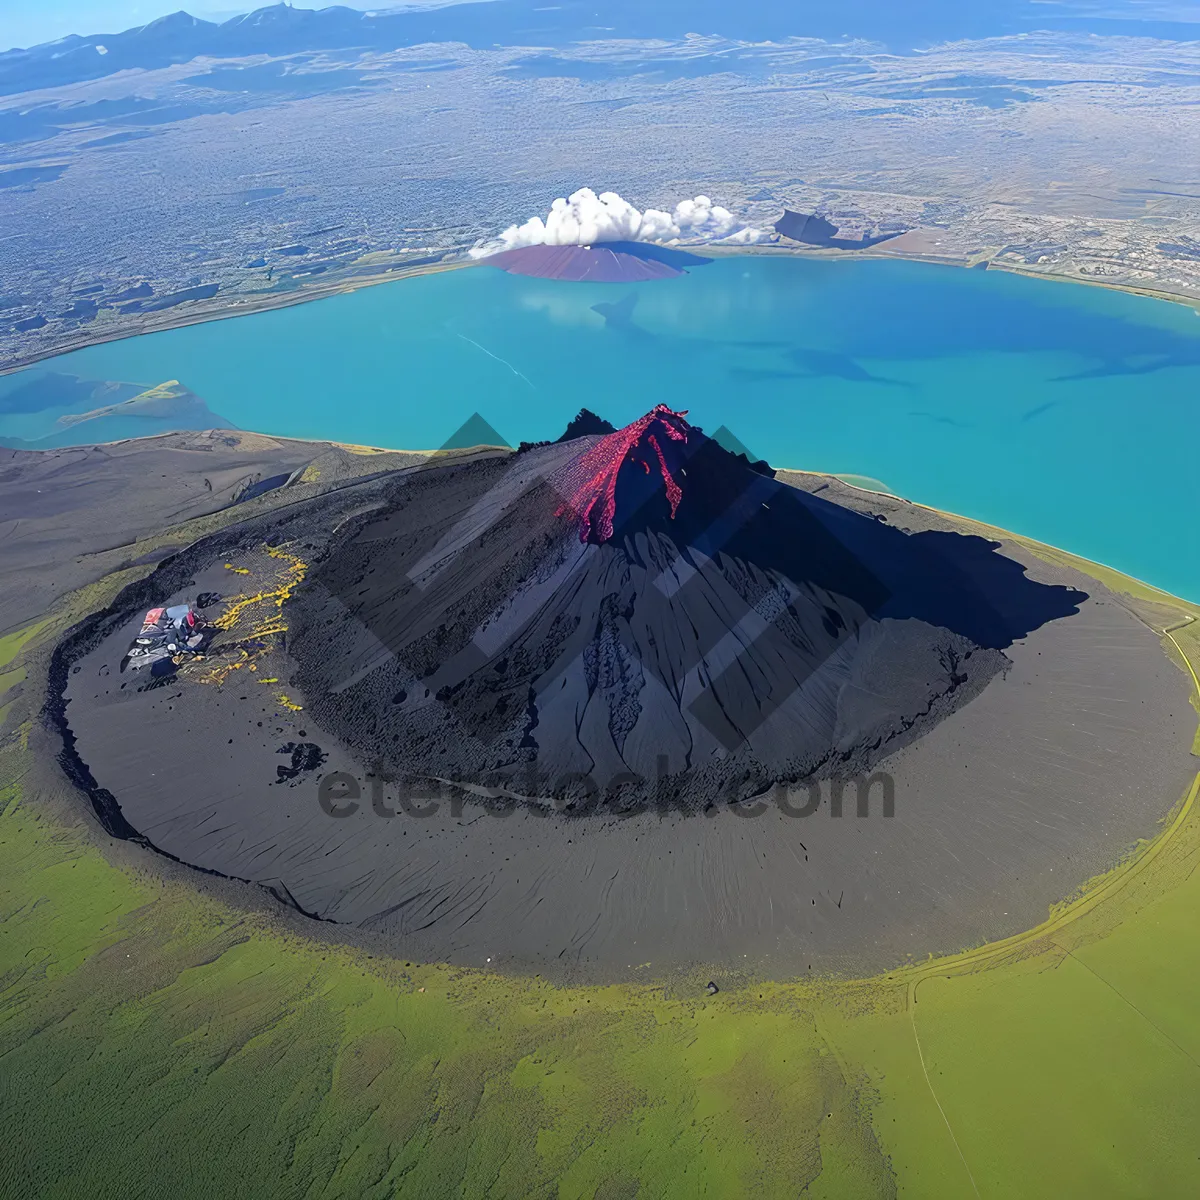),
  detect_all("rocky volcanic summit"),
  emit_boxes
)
[289,406,1086,811]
